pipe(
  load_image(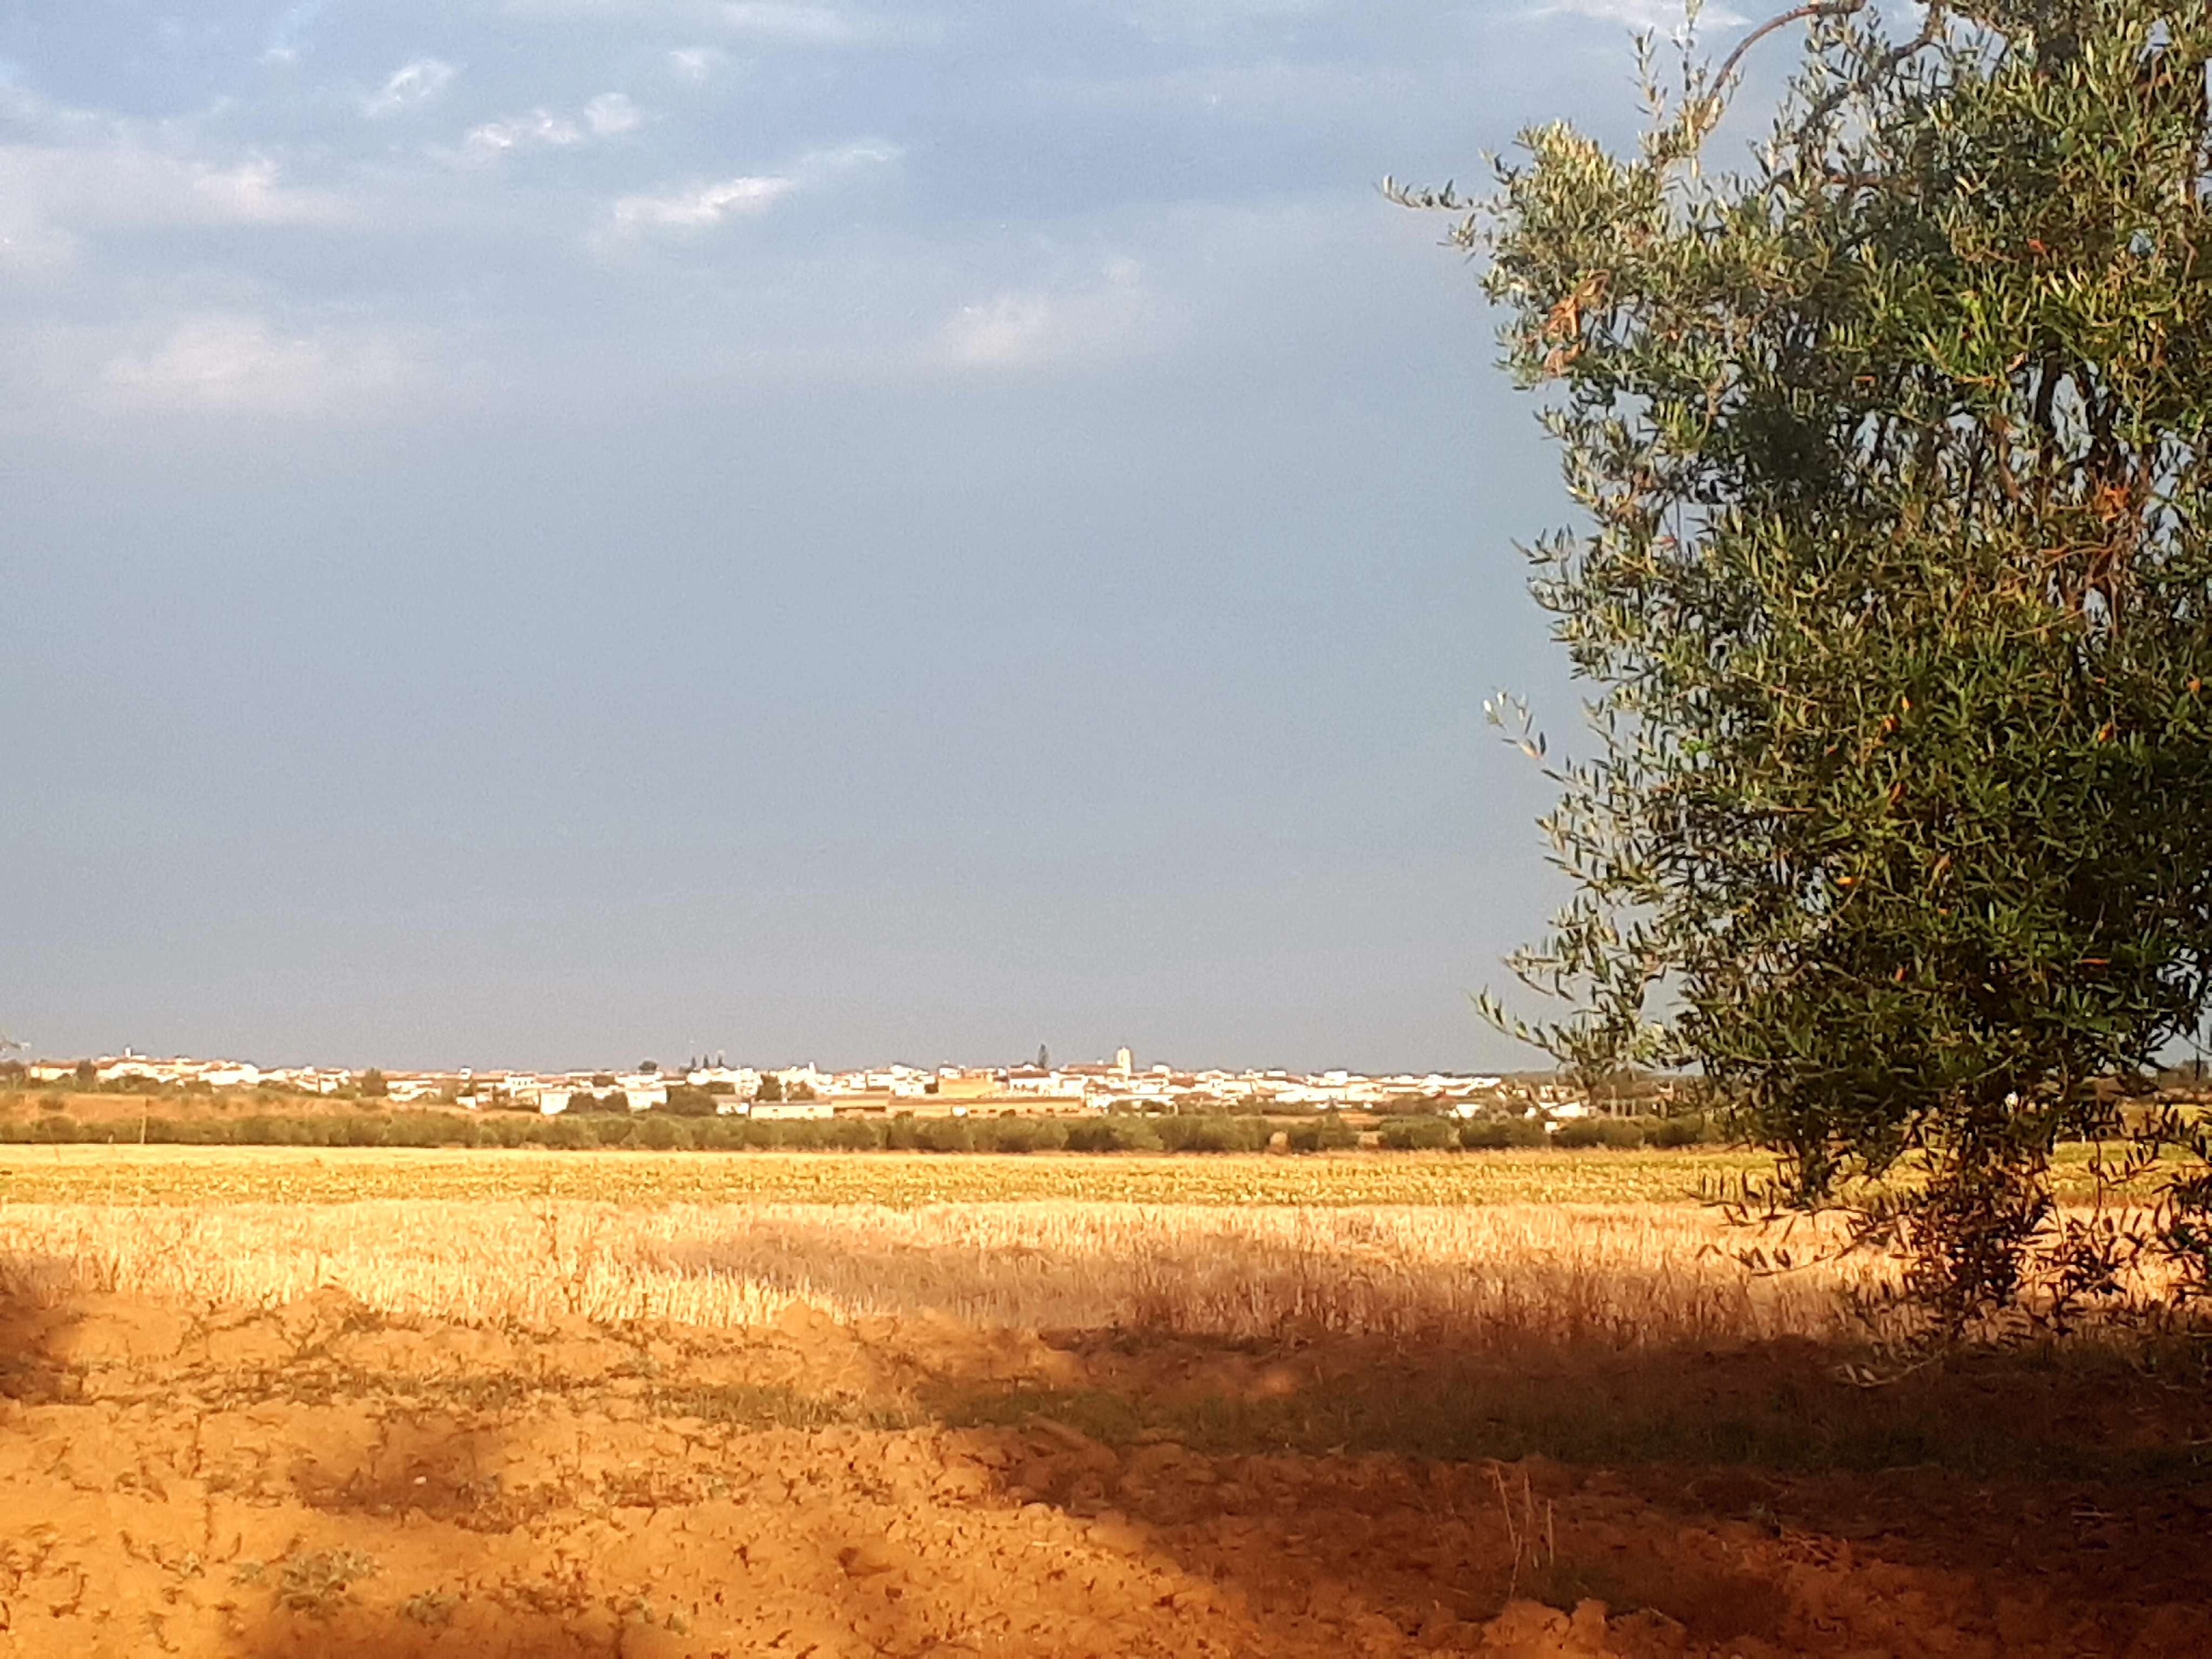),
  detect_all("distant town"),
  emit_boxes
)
[3,1049,1615,1121]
